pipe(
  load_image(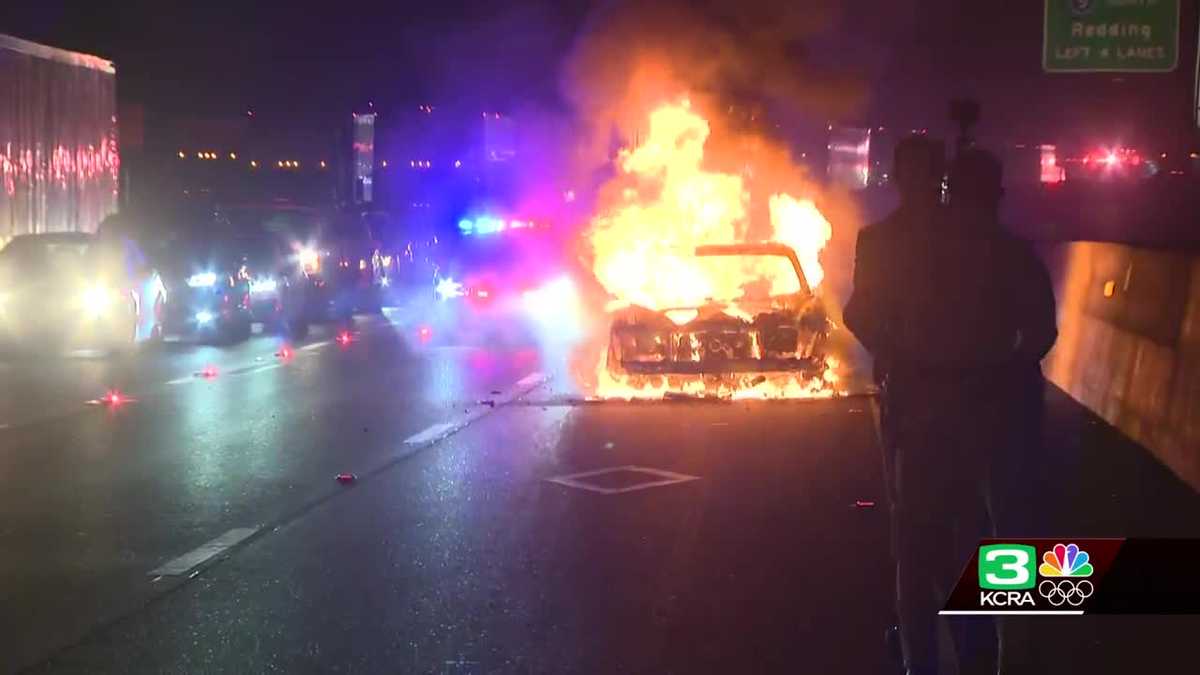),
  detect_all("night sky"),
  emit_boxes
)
[3,0,1198,149]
